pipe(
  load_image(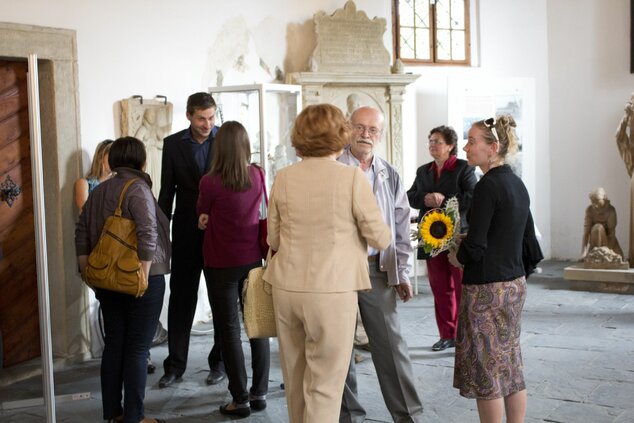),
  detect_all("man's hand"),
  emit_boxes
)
[198,213,209,230]
[394,283,413,302]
